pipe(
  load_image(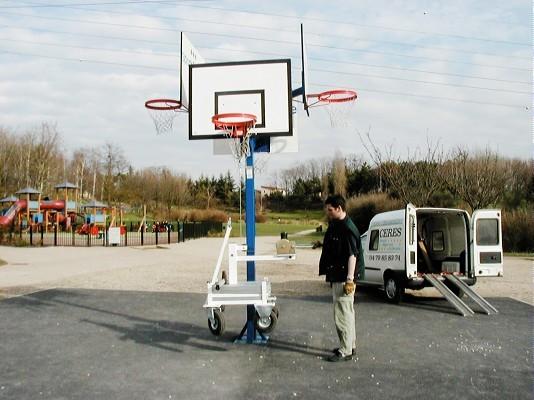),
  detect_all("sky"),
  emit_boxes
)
[0,0,531,187]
